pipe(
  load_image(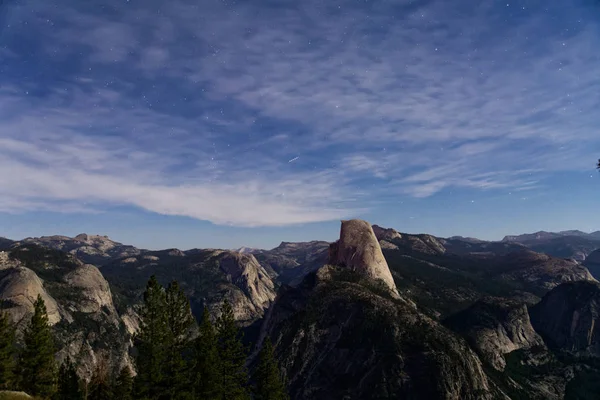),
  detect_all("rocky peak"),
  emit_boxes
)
[371,224,402,241]
[73,234,117,250]
[328,219,400,298]
[63,264,117,315]
[530,280,600,357]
